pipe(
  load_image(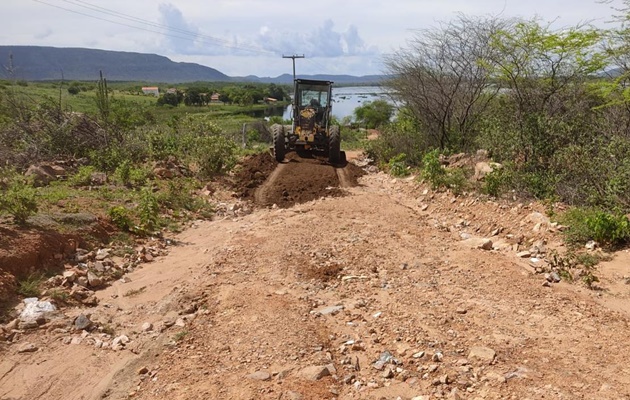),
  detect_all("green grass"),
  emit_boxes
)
[173,330,189,342]
[17,273,45,297]
[1,82,286,123]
